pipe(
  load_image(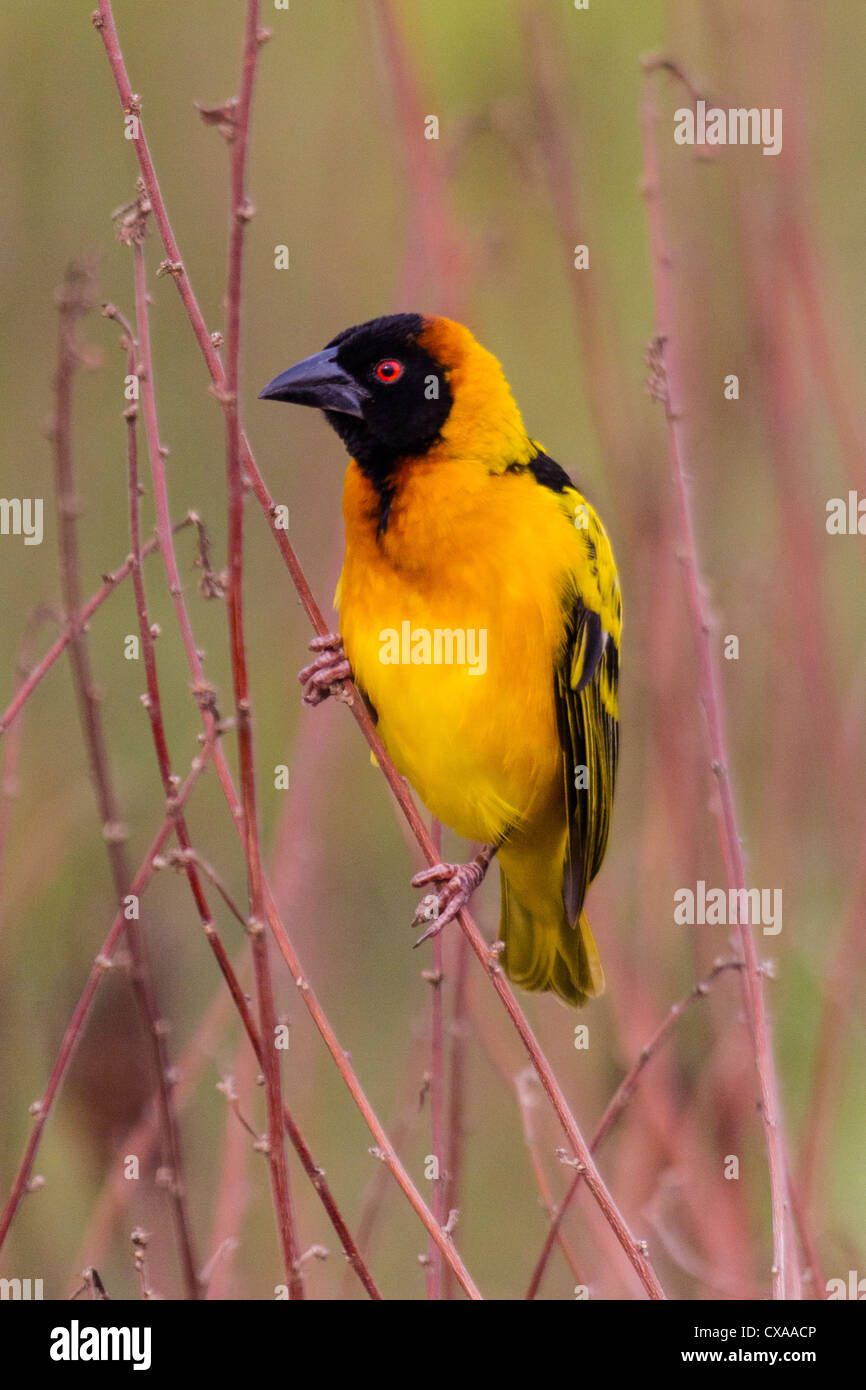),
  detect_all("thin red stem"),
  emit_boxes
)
[526,959,744,1299]
[640,67,794,1299]
[68,952,242,1287]
[124,218,300,1294]
[442,930,471,1299]
[94,2,663,1299]
[0,520,191,740]
[0,607,58,885]
[0,737,214,1253]
[425,819,446,1300]
[118,289,380,1295]
[52,265,200,1299]
[519,1,628,483]
[218,0,303,1299]
[515,1069,585,1289]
